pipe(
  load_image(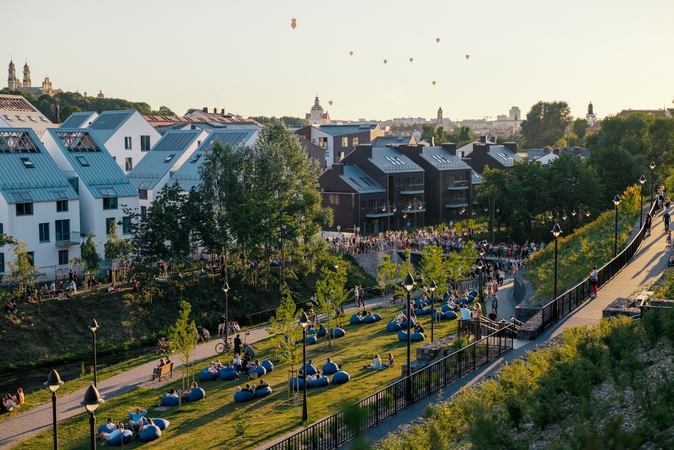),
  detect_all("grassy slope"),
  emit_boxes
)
[14,305,458,449]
